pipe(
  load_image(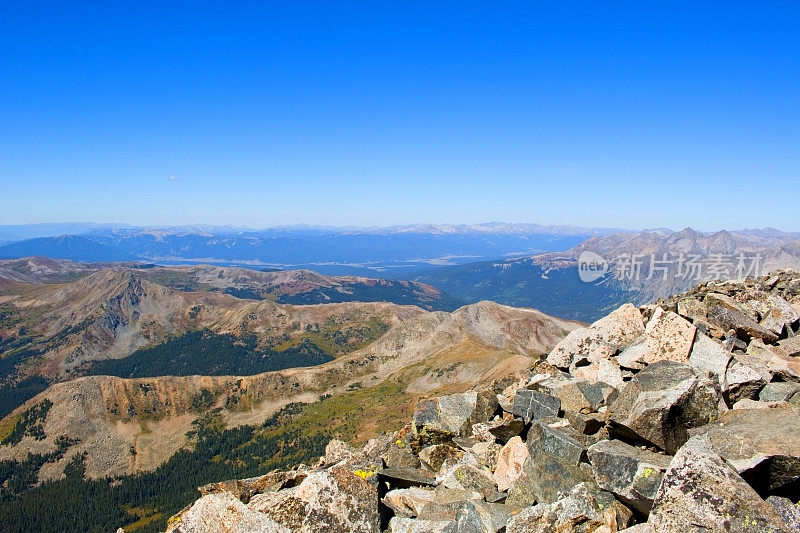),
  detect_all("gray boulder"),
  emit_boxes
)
[688,405,800,497]
[412,392,498,443]
[388,517,455,533]
[648,436,792,532]
[523,418,595,503]
[609,361,724,454]
[767,496,800,531]
[438,463,497,500]
[779,335,800,357]
[759,294,800,337]
[587,439,671,514]
[382,487,438,518]
[506,482,630,533]
[512,389,560,423]
[706,298,779,343]
[378,467,437,489]
[418,444,464,473]
[760,382,800,403]
[748,338,800,382]
[687,332,731,384]
[725,353,771,403]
